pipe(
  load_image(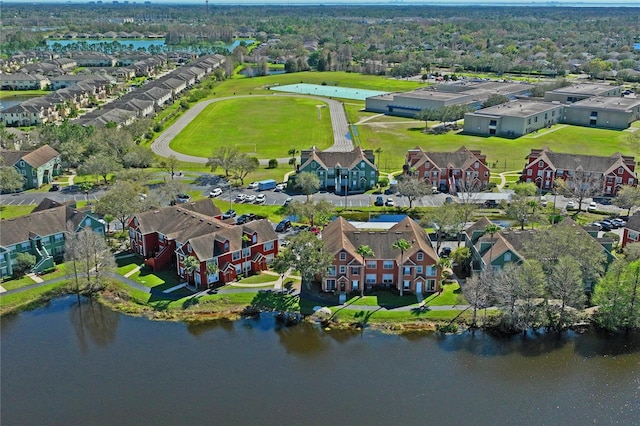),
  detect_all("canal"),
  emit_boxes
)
[1,296,639,425]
